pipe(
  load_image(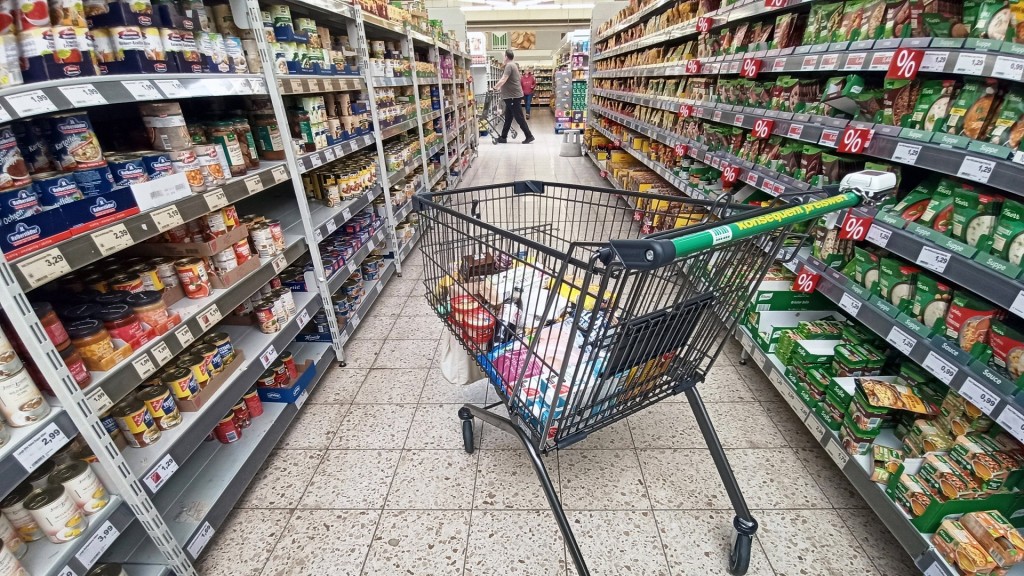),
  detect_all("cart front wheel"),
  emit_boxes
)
[729,533,752,576]
[458,407,475,454]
